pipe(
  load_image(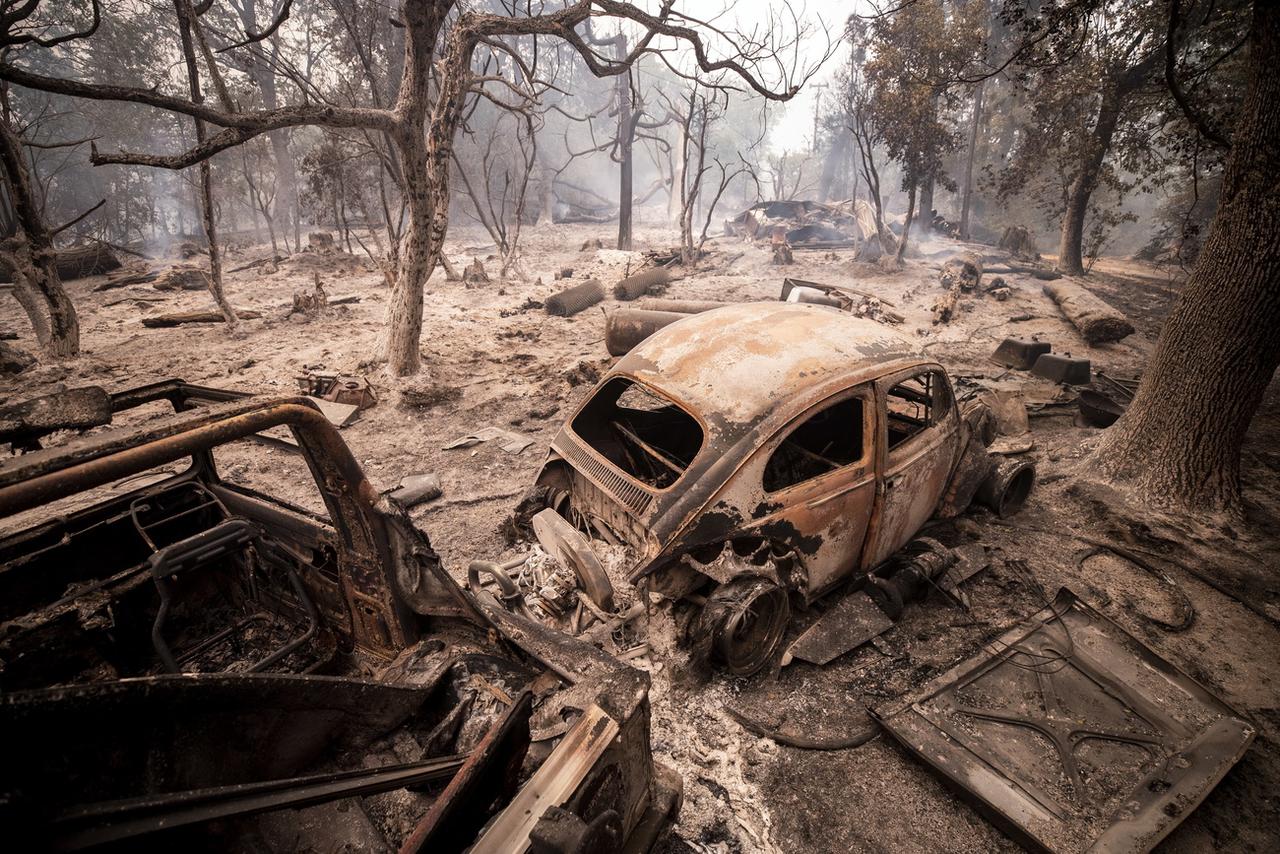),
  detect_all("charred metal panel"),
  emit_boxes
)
[875,590,1255,854]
